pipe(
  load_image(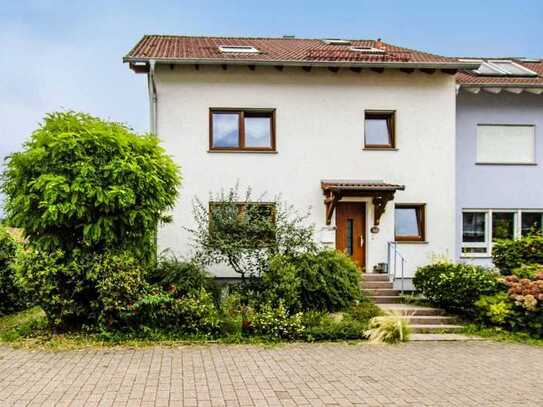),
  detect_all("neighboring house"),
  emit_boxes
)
[456,59,543,266]
[123,35,477,287]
